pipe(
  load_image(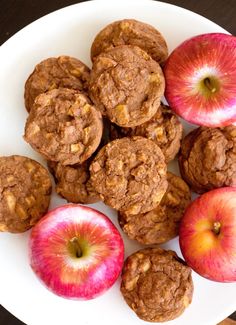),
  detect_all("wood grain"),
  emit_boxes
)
[218,318,236,325]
